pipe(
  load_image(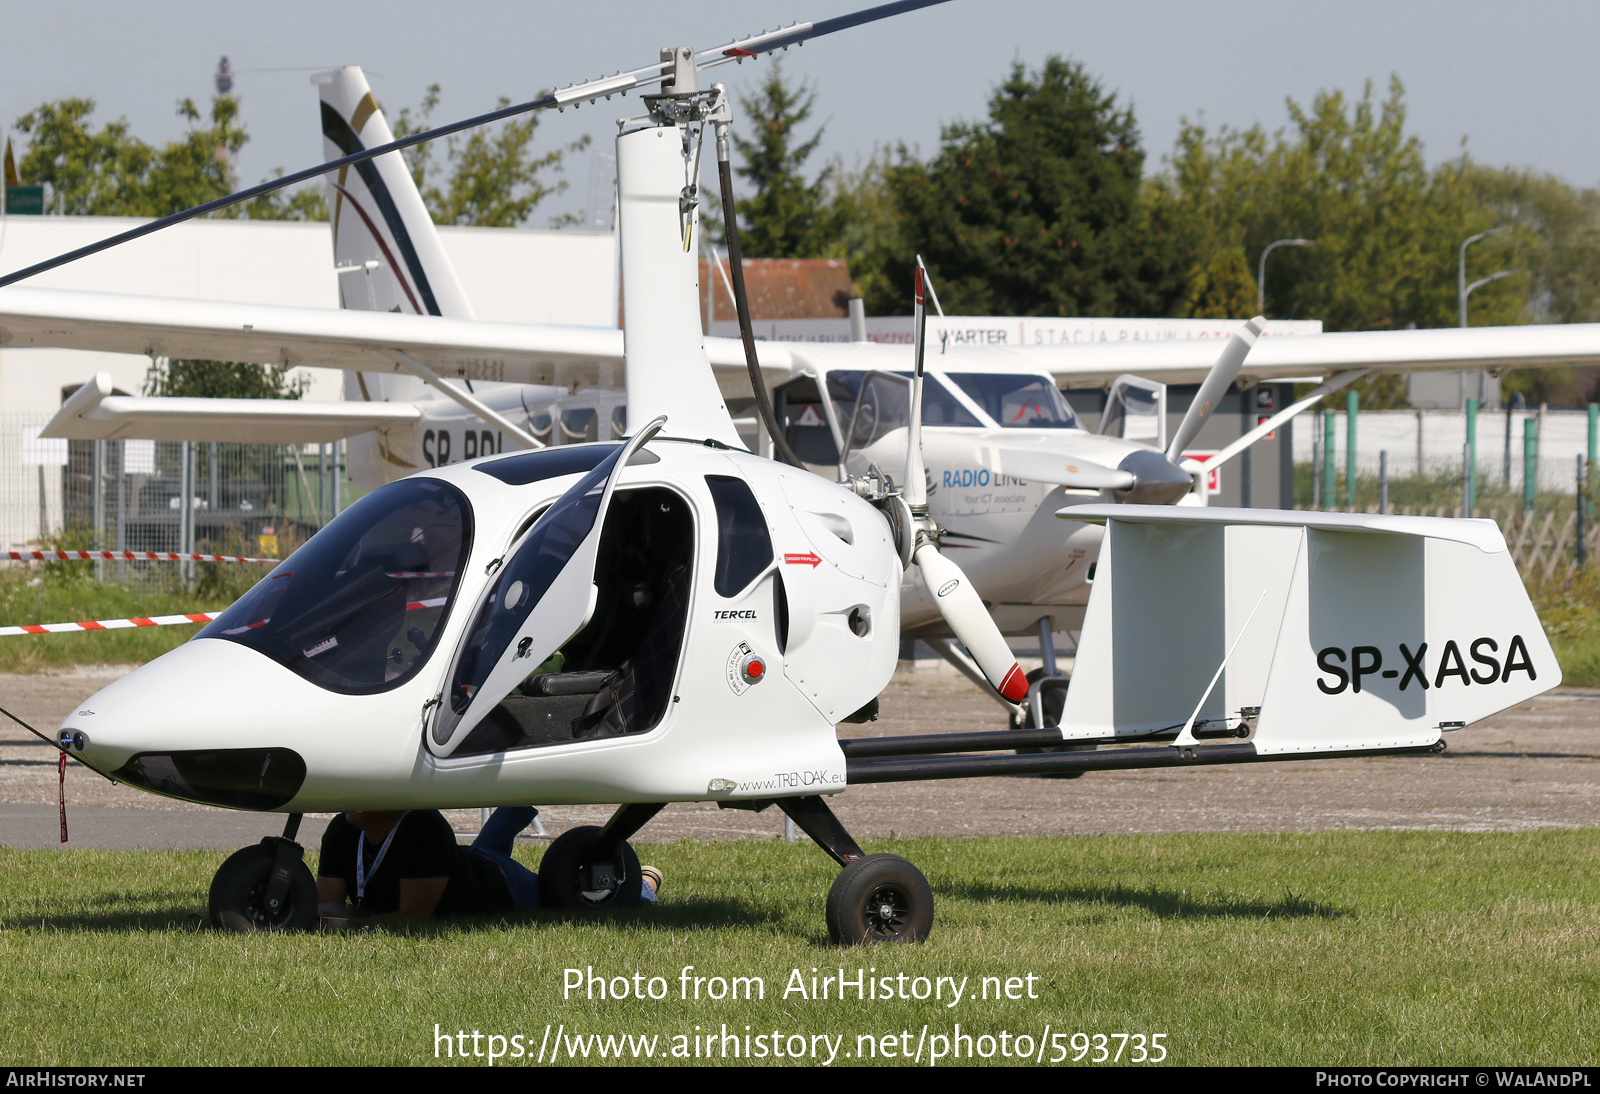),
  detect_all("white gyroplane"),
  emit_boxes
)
[7,2,1564,943]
